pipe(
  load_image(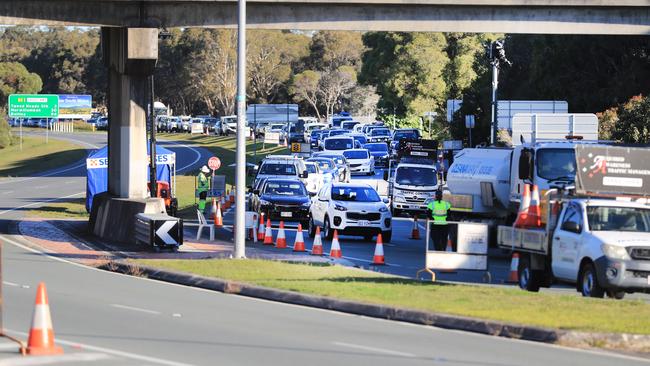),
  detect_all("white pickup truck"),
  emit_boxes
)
[498,193,650,299]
